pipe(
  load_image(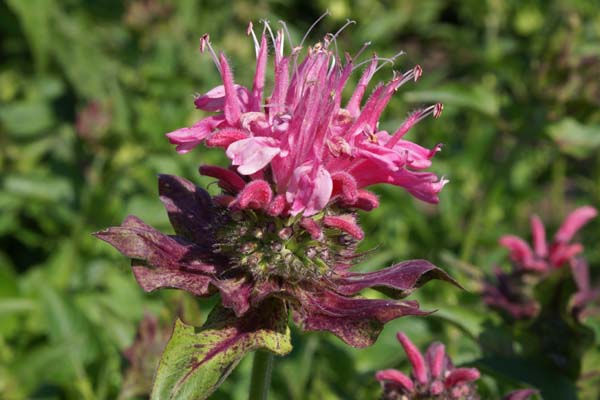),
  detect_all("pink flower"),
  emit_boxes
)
[166,18,446,216]
[499,206,597,272]
[375,332,539,399]
[485,206,597,319]
[376,332,480,399]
